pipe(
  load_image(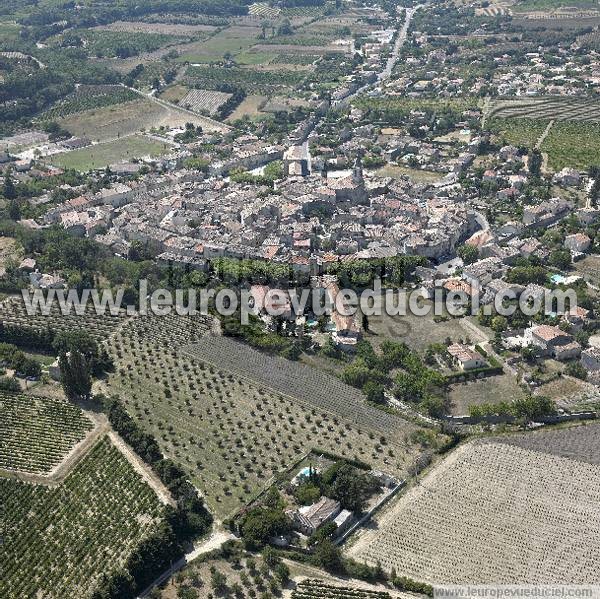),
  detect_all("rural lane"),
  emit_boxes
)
[137,528,236,598]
